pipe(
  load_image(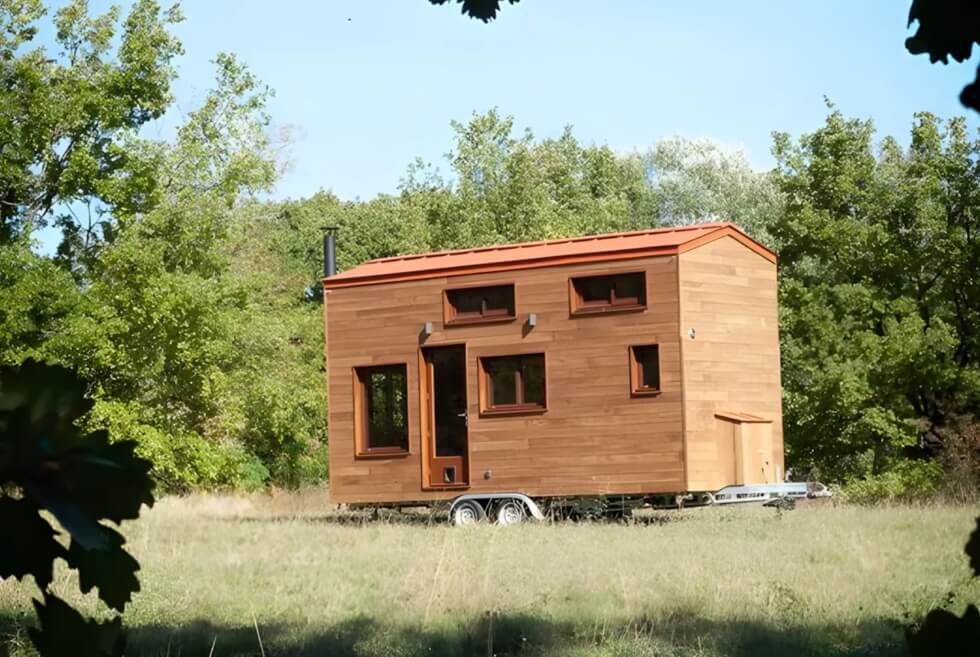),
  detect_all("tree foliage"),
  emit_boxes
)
[0,0,184,248]
[773,107,980,484]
